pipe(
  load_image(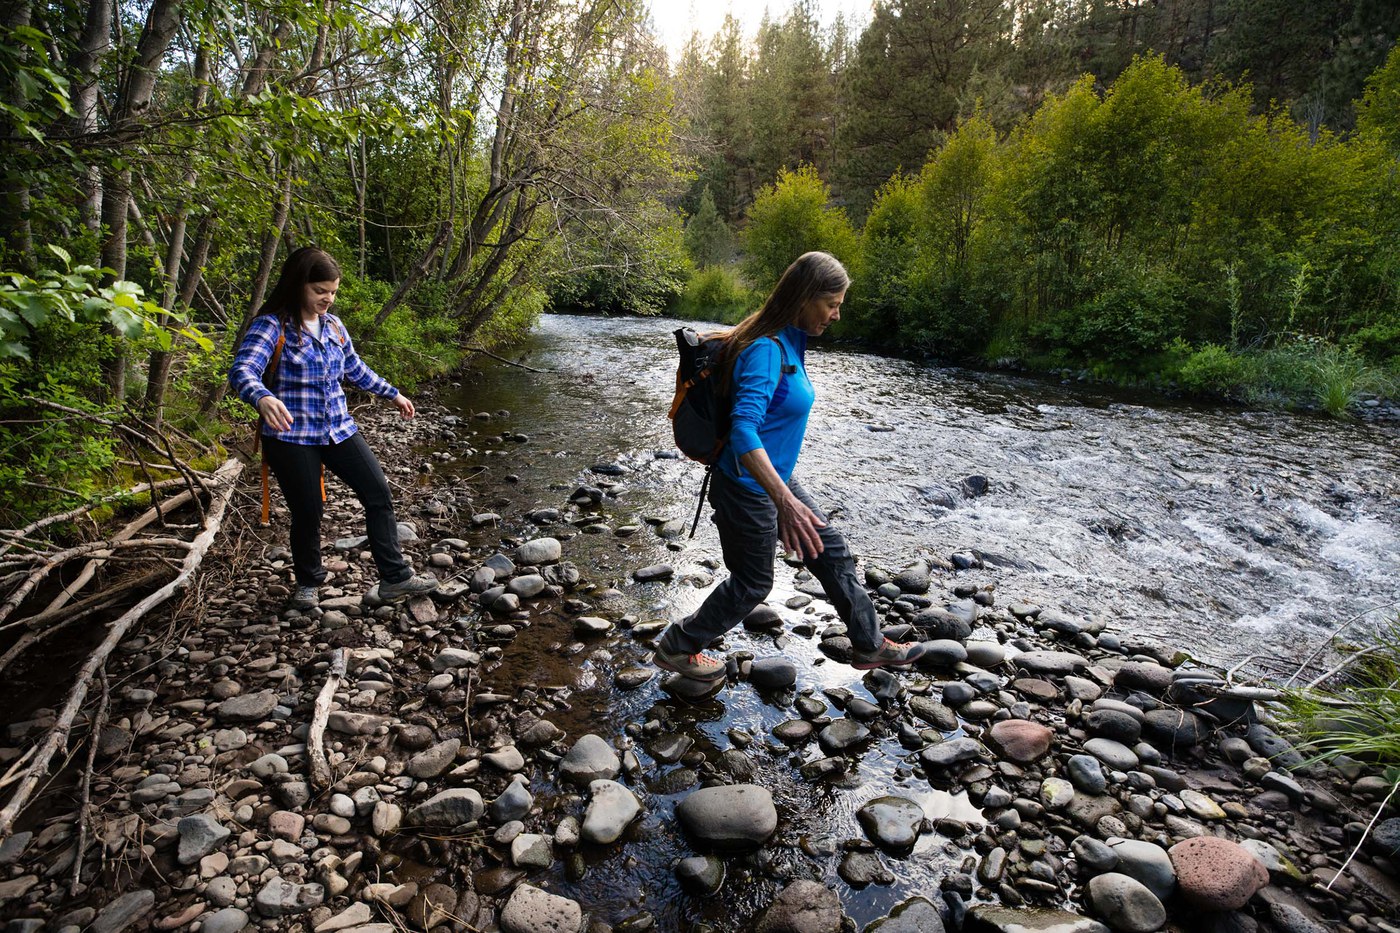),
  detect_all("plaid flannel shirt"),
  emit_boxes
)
[229,313,397,446]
